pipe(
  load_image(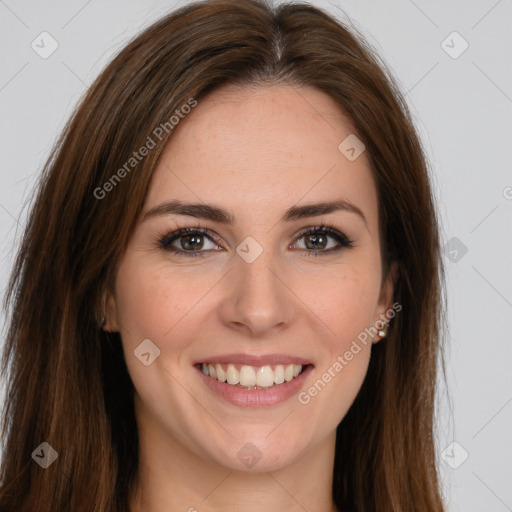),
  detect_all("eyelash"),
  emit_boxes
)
[157,222,354,258]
